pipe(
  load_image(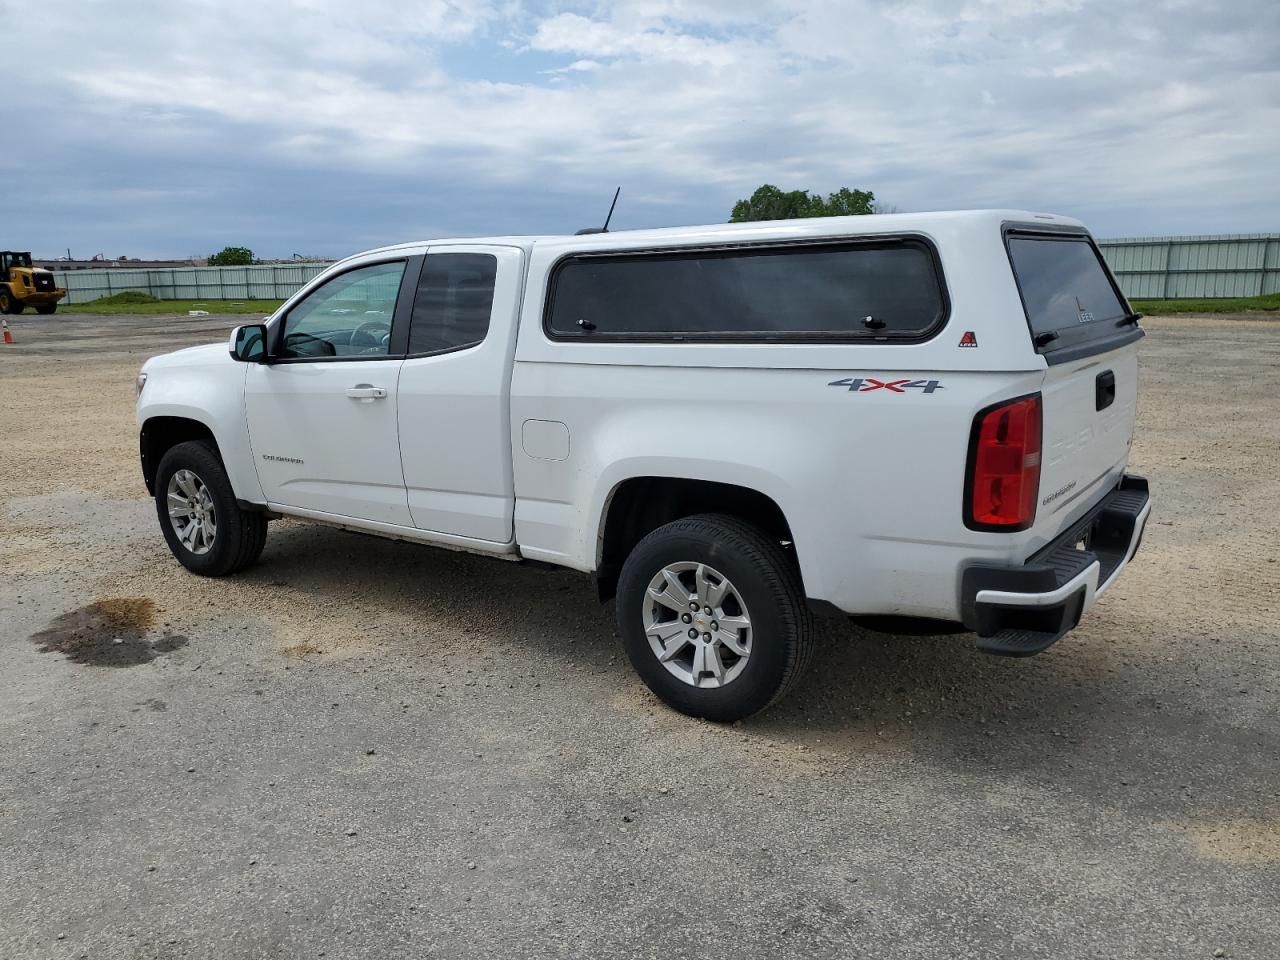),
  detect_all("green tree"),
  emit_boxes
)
[729,184,877,222]
[821,187,877,217]
[207,245,255,266]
